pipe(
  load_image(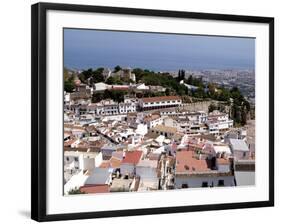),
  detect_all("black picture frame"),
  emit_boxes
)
[31,2,274,222]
